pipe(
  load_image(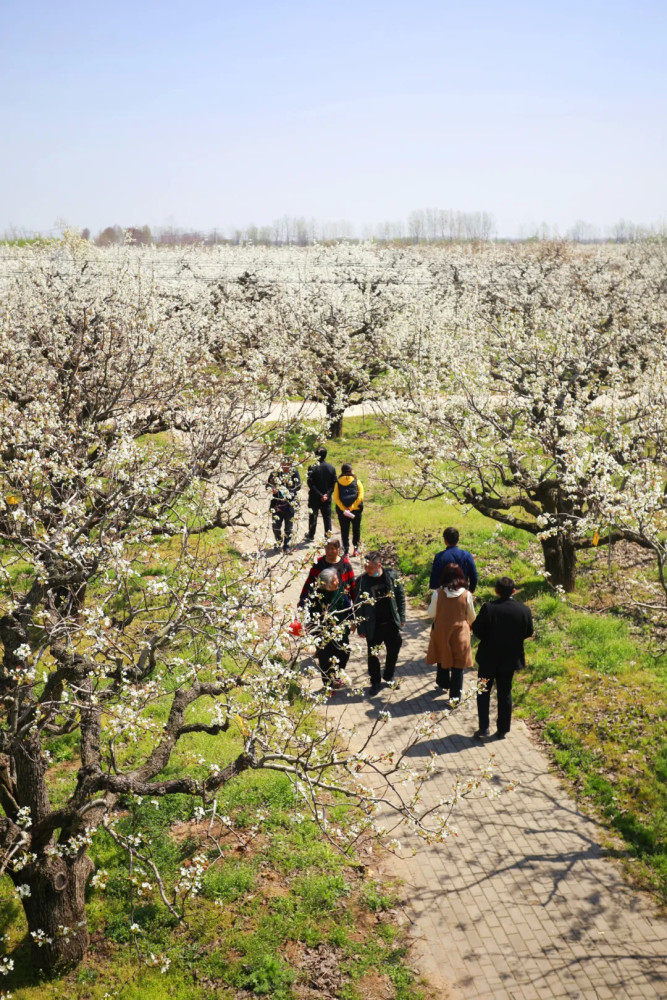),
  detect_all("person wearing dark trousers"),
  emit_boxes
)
[471,576,534,740]
[428,526,478,695]
[426,562,476,707]
[354,551,406,691]
[306,447,337,540]
[333,463,364,555]
[307,567,353,689]
[267,458,301,552]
